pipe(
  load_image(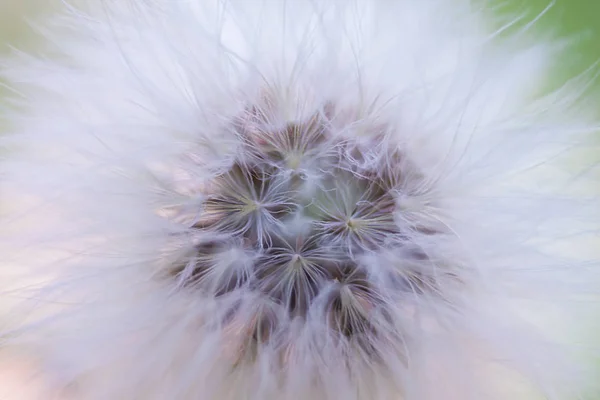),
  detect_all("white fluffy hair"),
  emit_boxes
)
[1,0,599,399]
